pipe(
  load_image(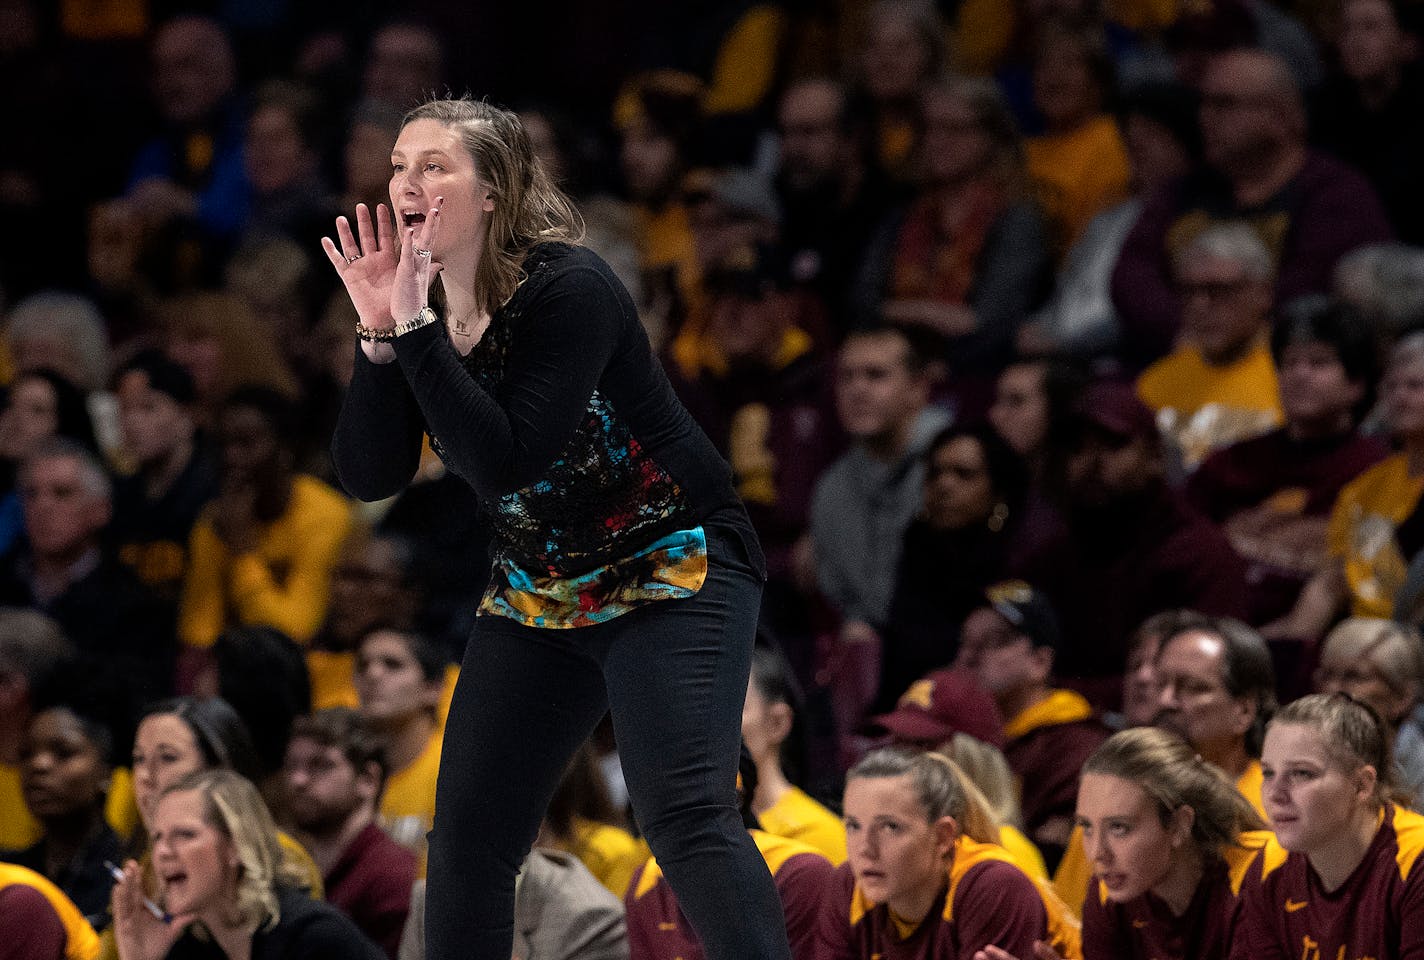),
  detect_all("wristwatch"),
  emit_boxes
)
[395,306,439,337]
